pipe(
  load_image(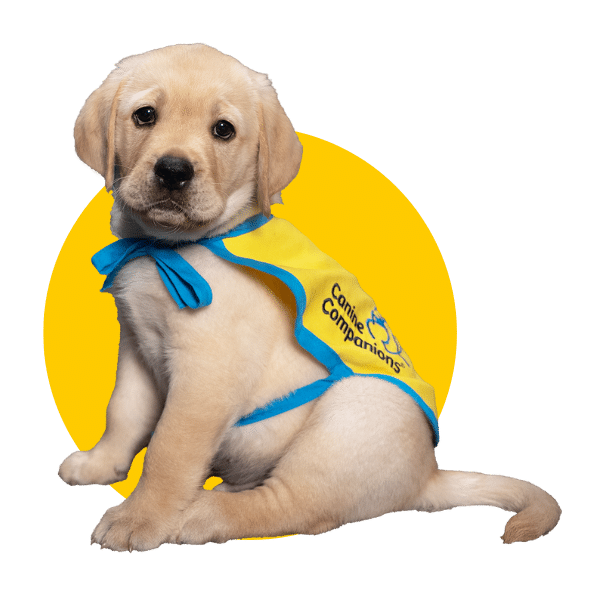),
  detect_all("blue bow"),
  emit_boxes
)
[92,214,271,309]
[92,238,212,309]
